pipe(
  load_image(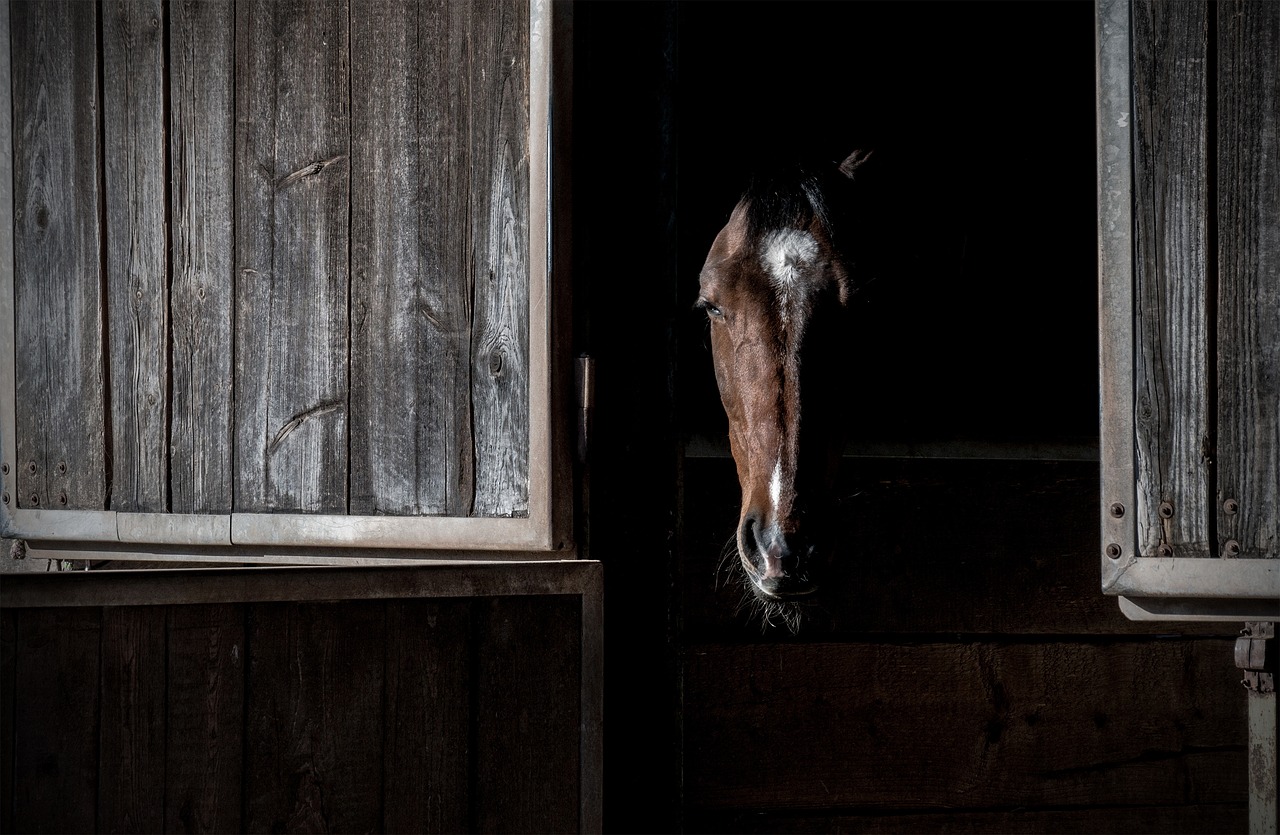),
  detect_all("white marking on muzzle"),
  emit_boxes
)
[769,457,782,520]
